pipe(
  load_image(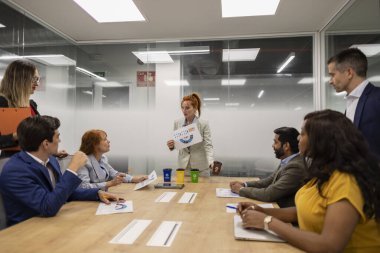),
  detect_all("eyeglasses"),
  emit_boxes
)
[32,76,40,84]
